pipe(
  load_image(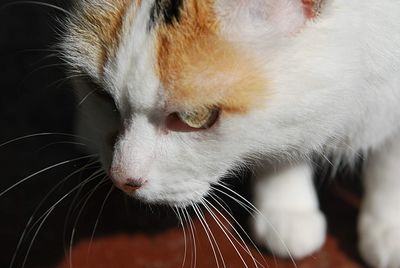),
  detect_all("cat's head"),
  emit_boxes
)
[61,0,319,206]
